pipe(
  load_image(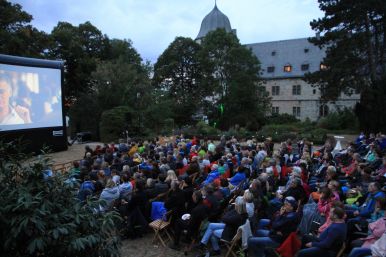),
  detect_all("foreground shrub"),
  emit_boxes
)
[0,141,121,257]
